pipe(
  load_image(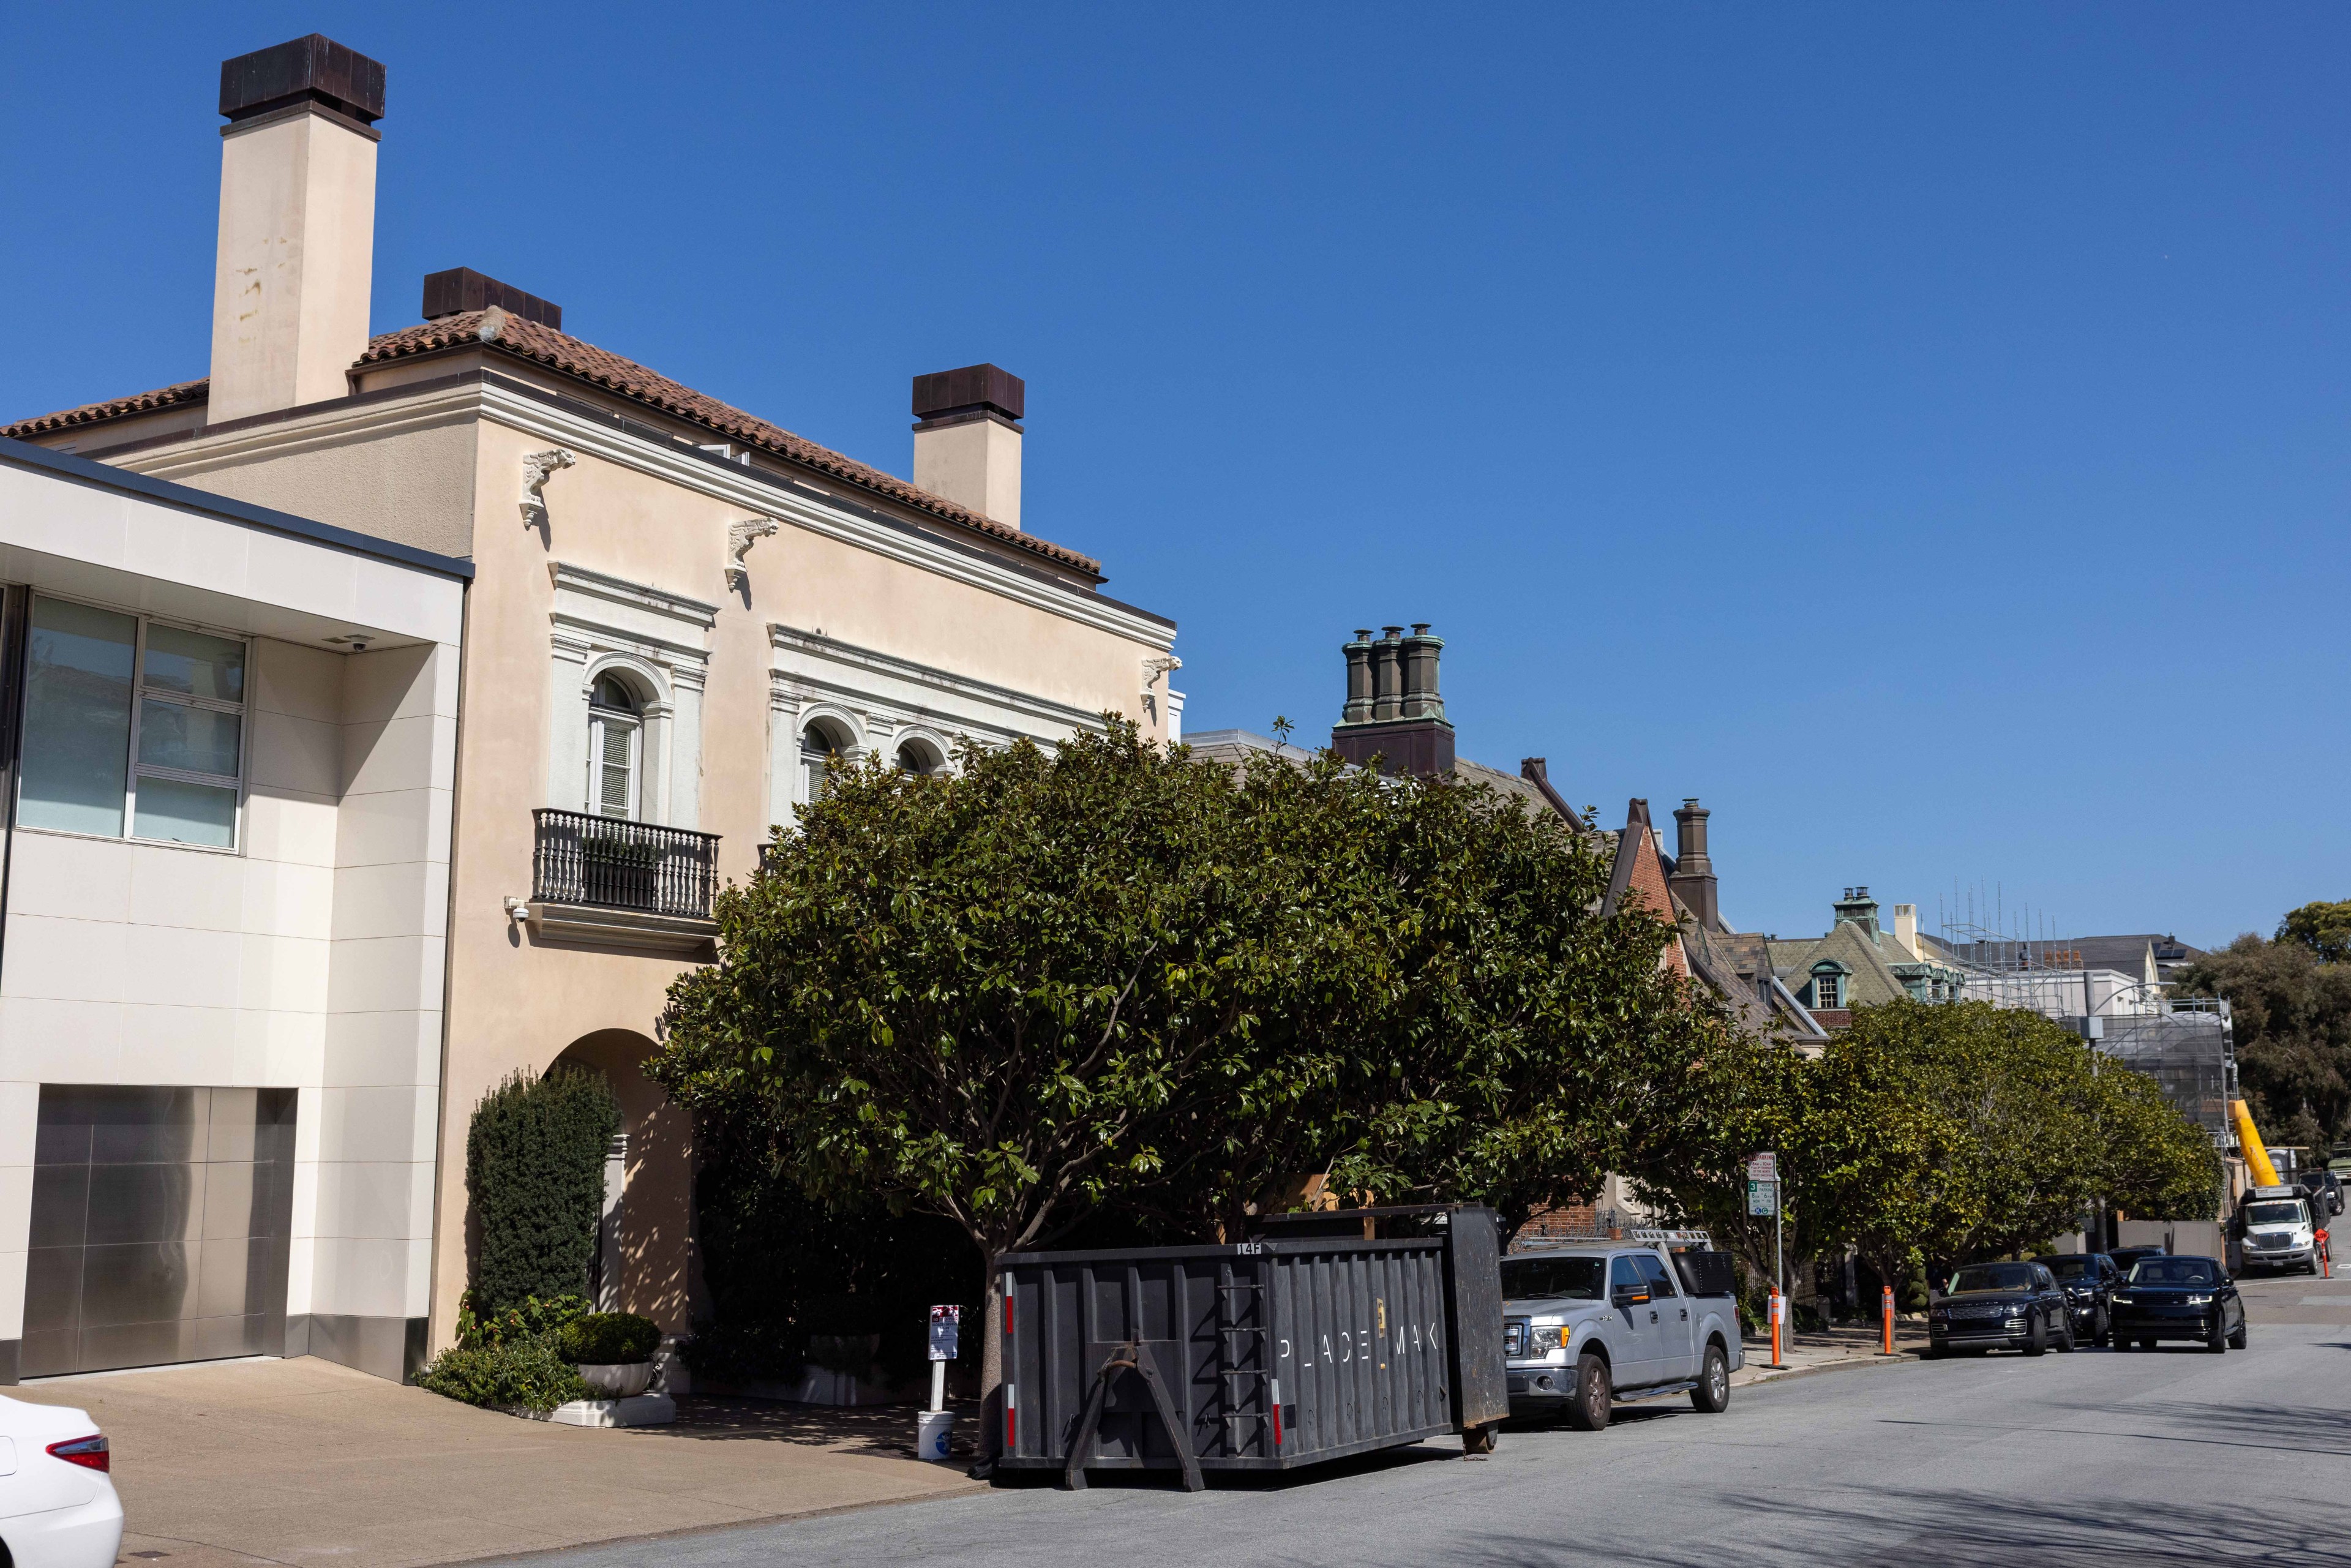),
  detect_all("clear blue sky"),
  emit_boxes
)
[6,4,2345,948]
